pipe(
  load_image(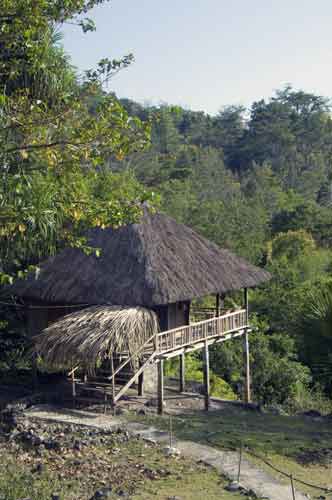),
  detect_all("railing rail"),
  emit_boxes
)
[157,309,248,354]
